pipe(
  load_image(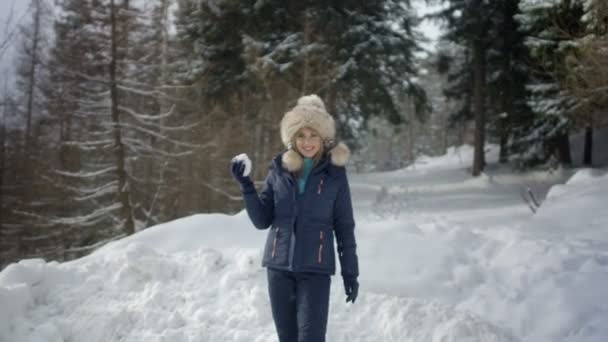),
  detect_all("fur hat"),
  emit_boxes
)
[280,94,350,172]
